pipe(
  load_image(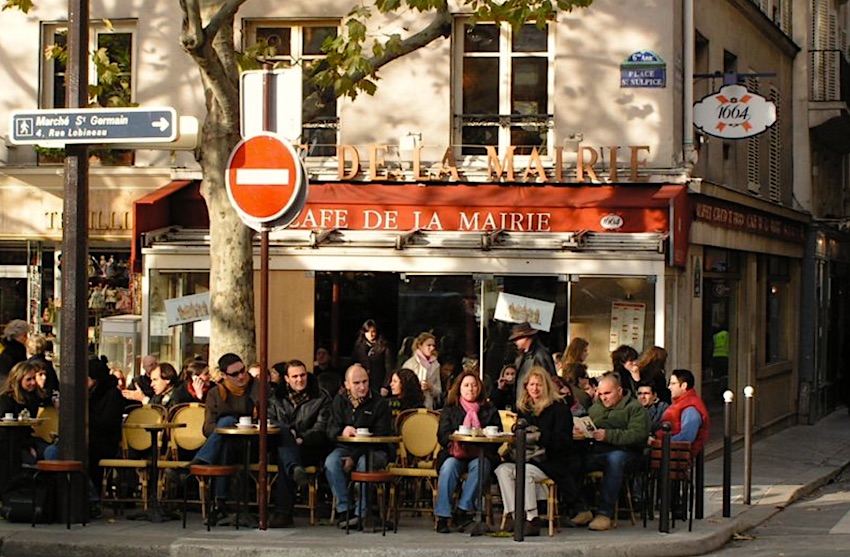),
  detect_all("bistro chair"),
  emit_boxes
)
[643,440,695,531]
[389,409,440,524]
[98,404,167,513]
